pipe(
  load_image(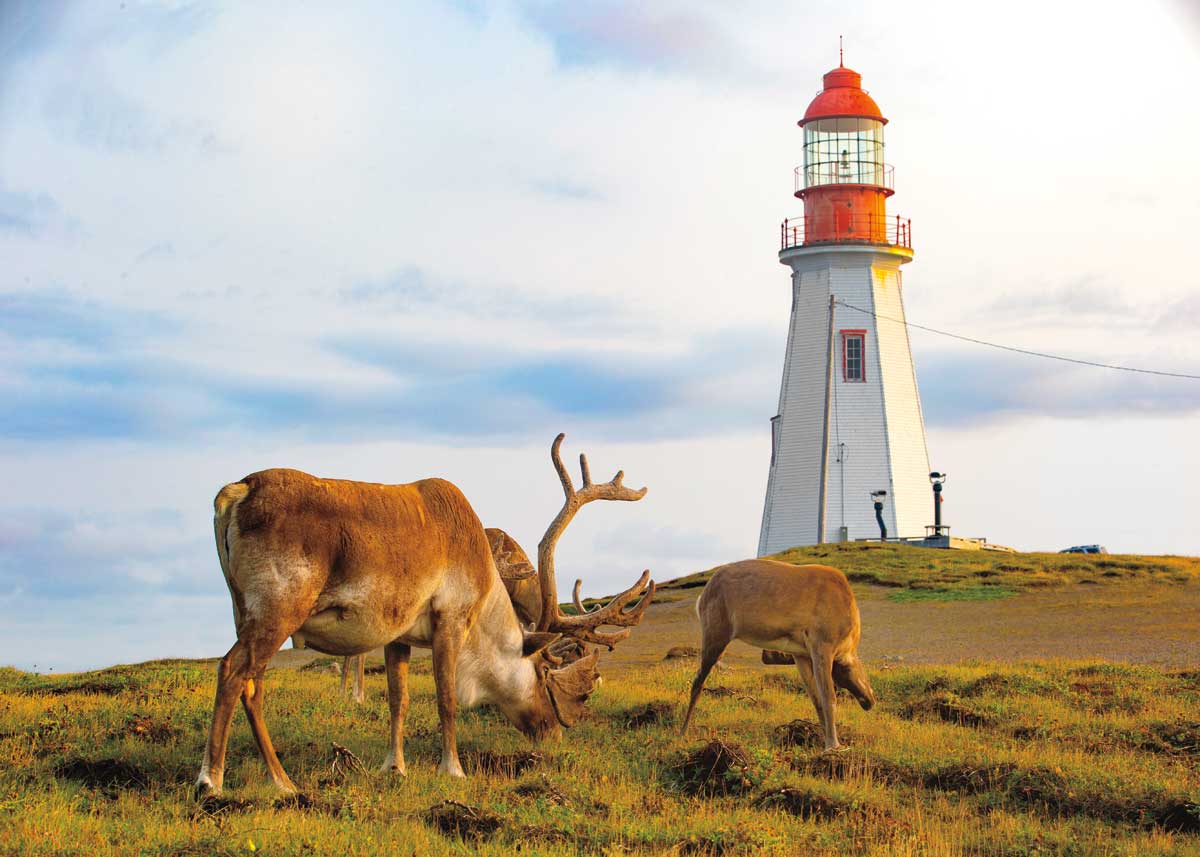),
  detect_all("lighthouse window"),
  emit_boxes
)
[842,331,866,382]
[803,118,886,189]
